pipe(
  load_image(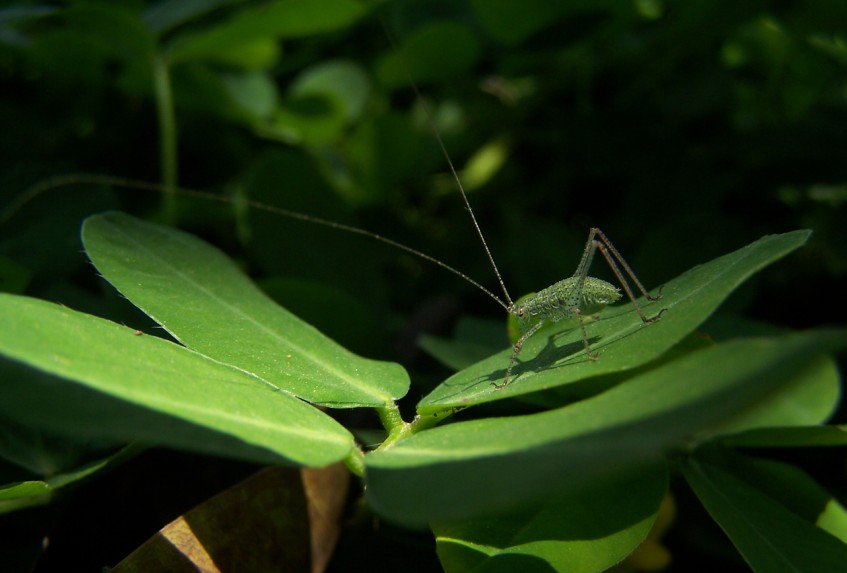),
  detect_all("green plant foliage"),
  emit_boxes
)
[682,458,847,573]
[366,329,844,526]
[721,425,847,448]
[0,293,355,466]
[376,21,482,87]
[167,0,367,65]
[81,212,409,408]
[0,443,141,513]
[434,464,668,573]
